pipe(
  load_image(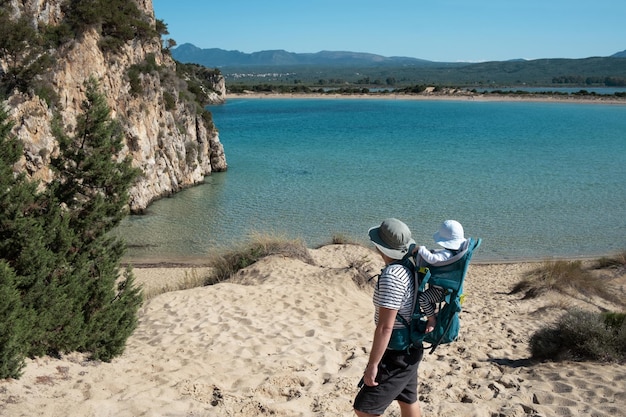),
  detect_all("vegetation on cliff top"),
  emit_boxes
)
[0,0,163,93]
[0,0,221,126]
